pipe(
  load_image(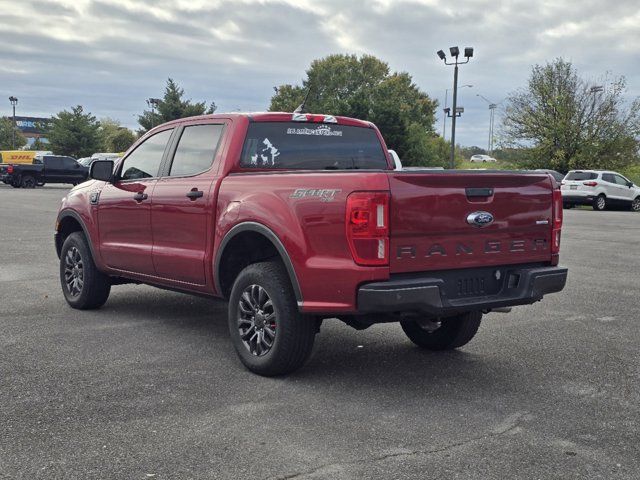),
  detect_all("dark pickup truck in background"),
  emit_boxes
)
[1,155,88,188]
